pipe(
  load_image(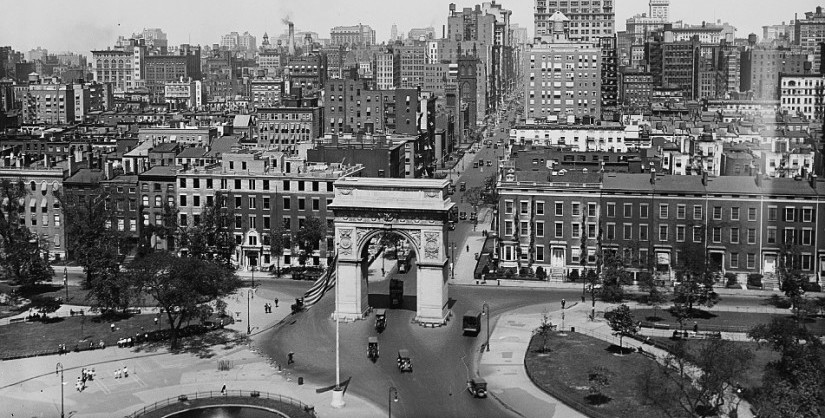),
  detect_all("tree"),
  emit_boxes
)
[748,318,825,417]
[639,271,667,319]
[129,252,241,348]
[295,214,325,266]
[600,252,628,303]
[139,201,179,255]
[482,172,499,204]
[464,186,484,209]
[532,311,554,353]
[0,178,54,287]
[778,244,807,317]
[269,224,287,276]
[587,366,615,404]
[639,338,754,418]
[29,295,61,316]
[179,192,236,268]
[62,188,132,312]
[535,266,546,280]
[673,242,720,323]
[604,304,636,352]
